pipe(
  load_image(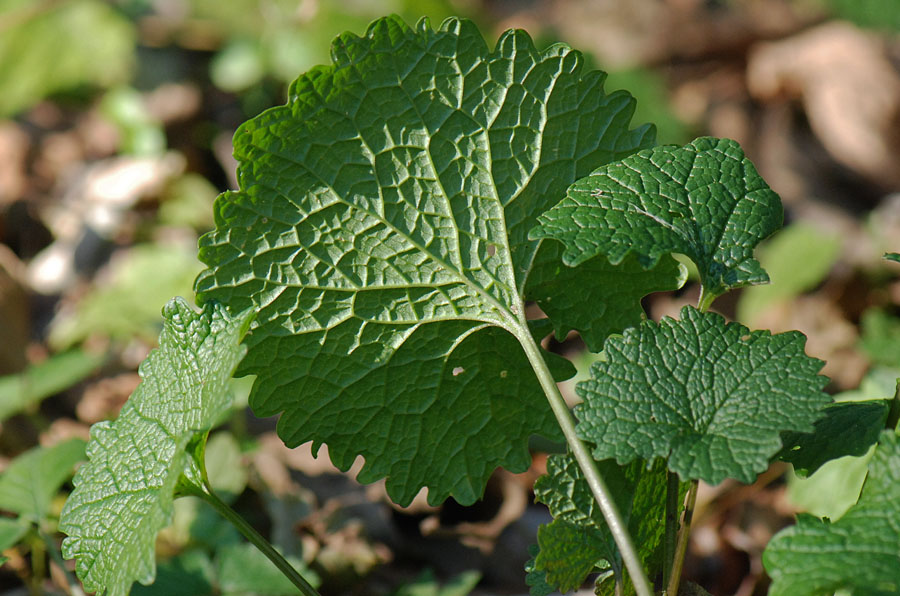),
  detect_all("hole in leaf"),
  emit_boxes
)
[452,367,465,376]
[500,370,507,378]
[740,334,751,342]
[486,244,496,257]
